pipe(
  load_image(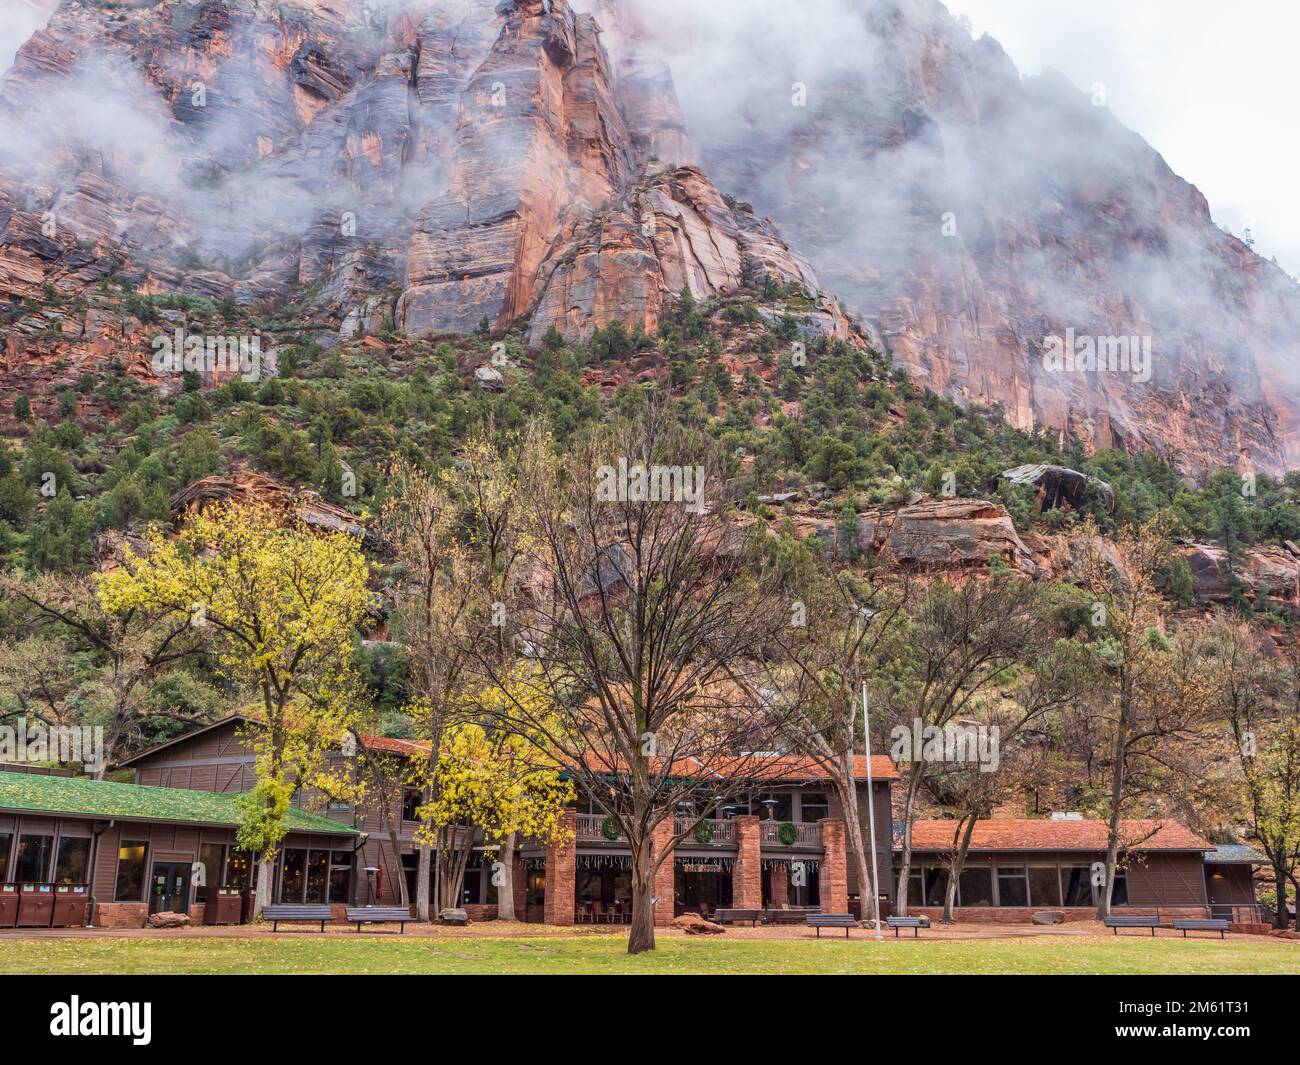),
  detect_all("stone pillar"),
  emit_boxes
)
[768,861,789,908]
[819,818,849,916]
[732,815,763,910]
[652,816,676,927]
[544,810,577,925]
